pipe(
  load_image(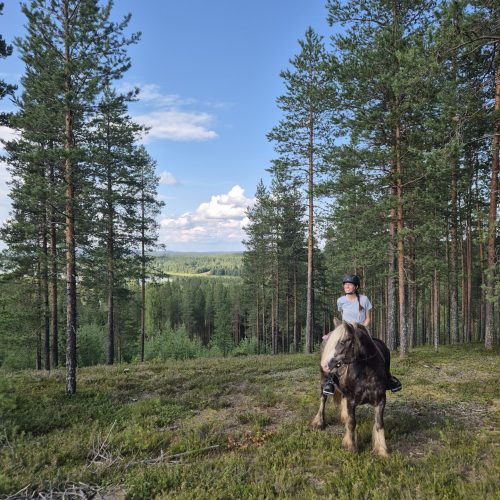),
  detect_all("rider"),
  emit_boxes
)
[323,274,402,396]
